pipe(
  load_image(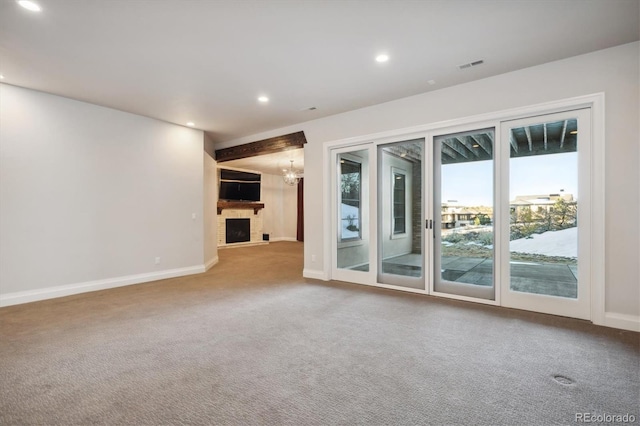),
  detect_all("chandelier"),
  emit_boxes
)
[283,160,301,186]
